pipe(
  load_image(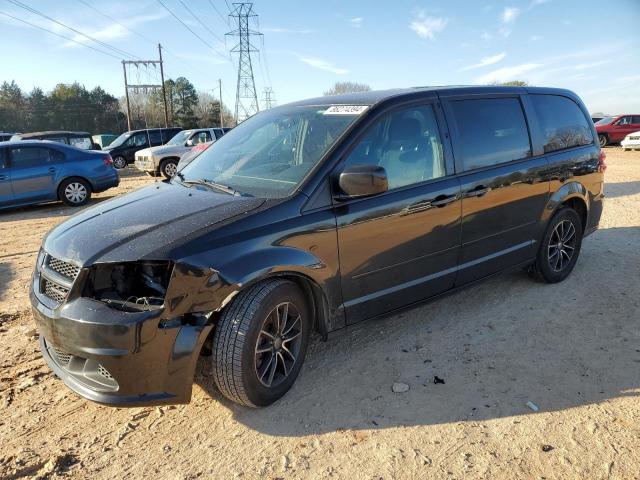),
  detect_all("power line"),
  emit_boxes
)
[75,0,156,45]
[177,0,226,44]
[156,0,229,64]
[0,10,121,60]
[207,0,229,25]
[73,0,217,83]
[6,0,141,60]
